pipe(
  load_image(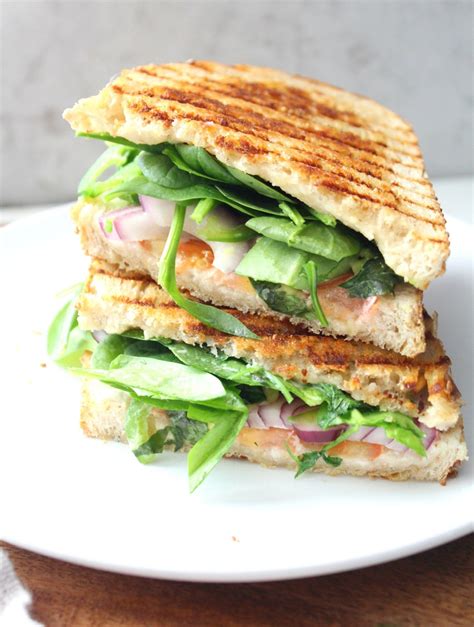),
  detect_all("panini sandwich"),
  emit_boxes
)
[62,61,449,356]
[48,61,467,491]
